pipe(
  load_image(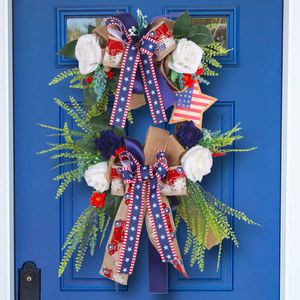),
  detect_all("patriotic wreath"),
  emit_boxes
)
[39,10,258,291]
